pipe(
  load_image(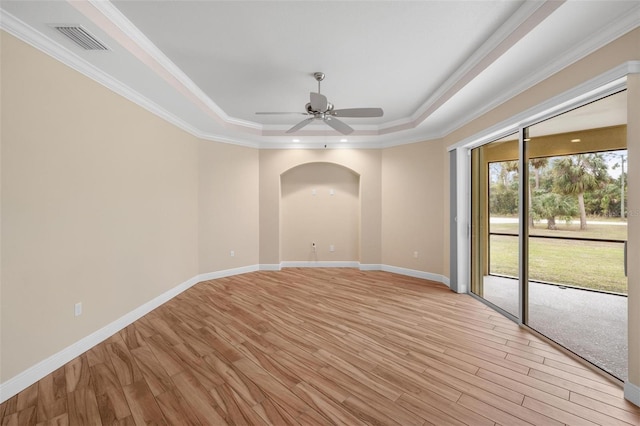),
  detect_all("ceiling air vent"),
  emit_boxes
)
[53,26,109,51]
